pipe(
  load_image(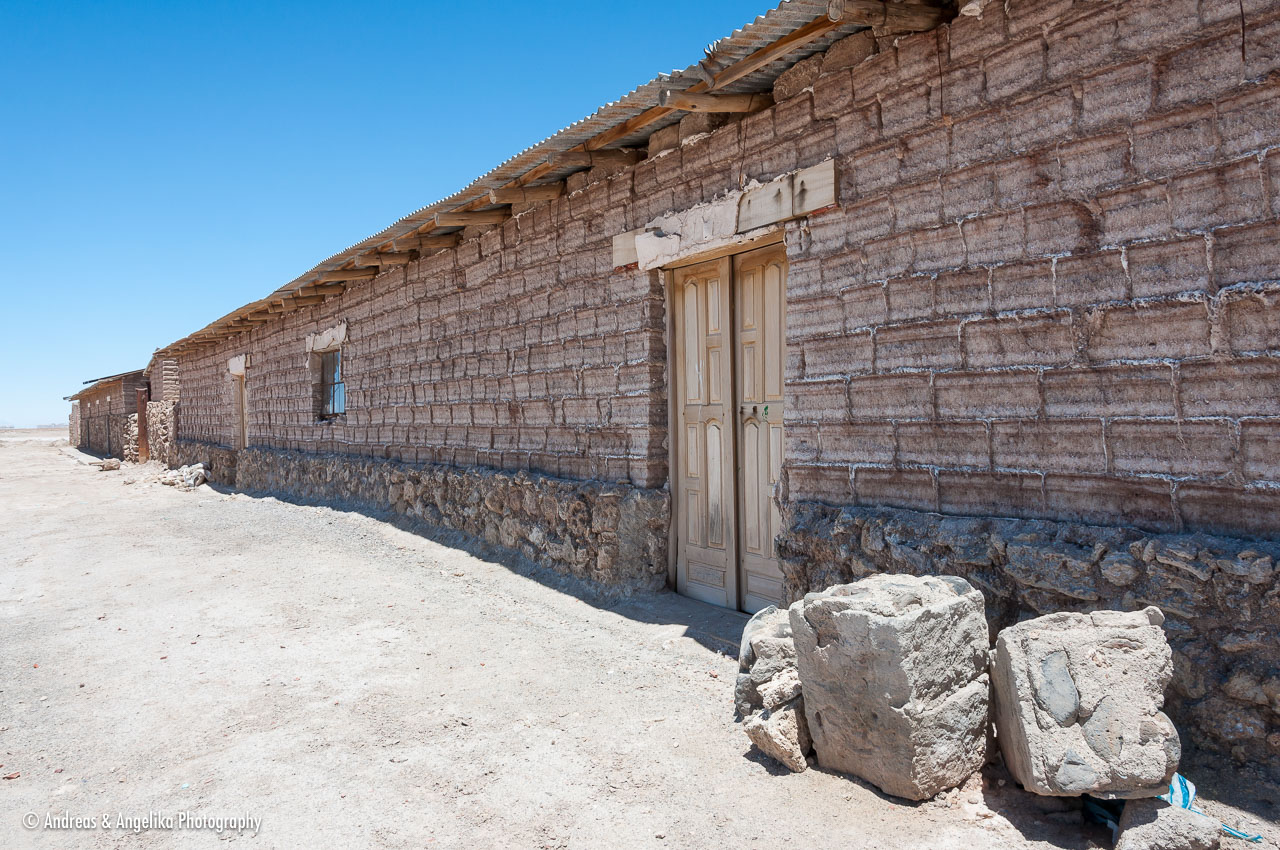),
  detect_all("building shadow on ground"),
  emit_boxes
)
[203,481,749,658]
